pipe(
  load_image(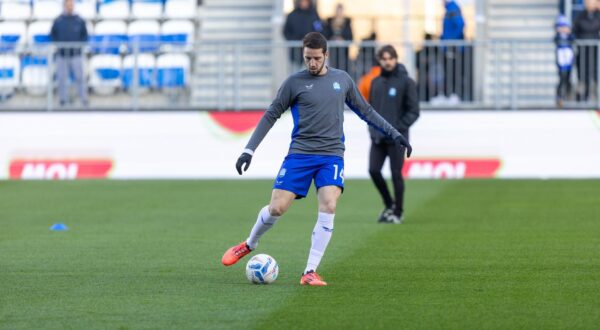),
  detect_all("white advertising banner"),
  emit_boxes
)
[1,111,600,180]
